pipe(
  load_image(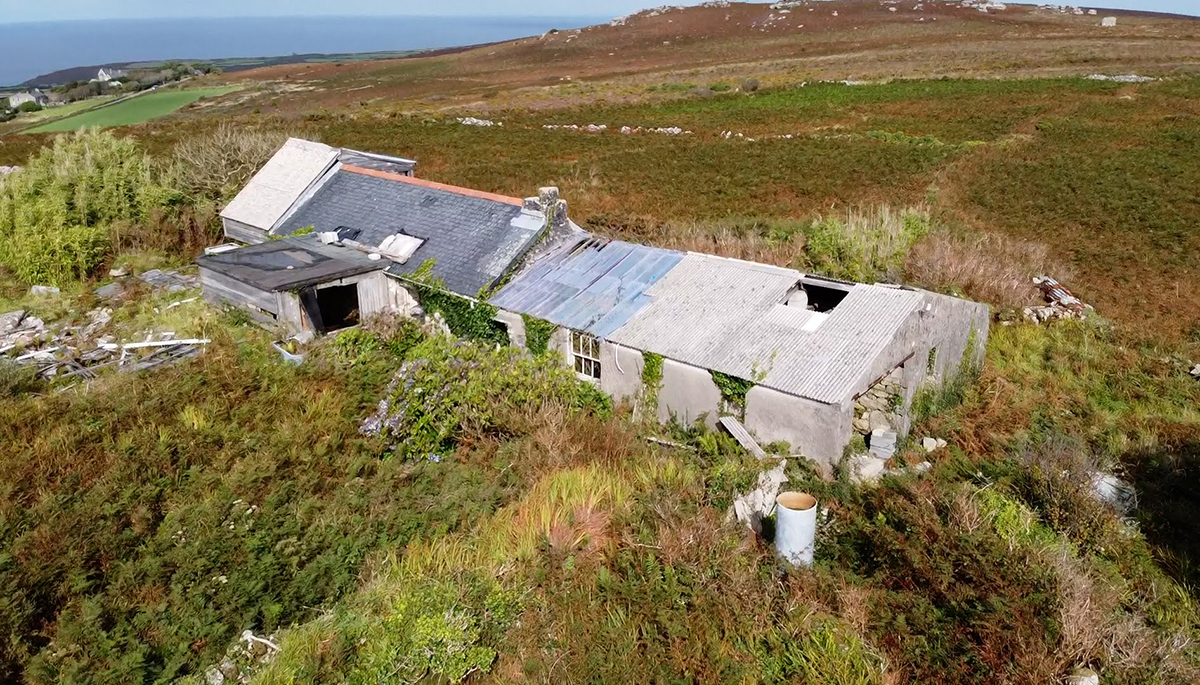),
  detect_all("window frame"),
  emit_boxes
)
[571,331,602,381]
